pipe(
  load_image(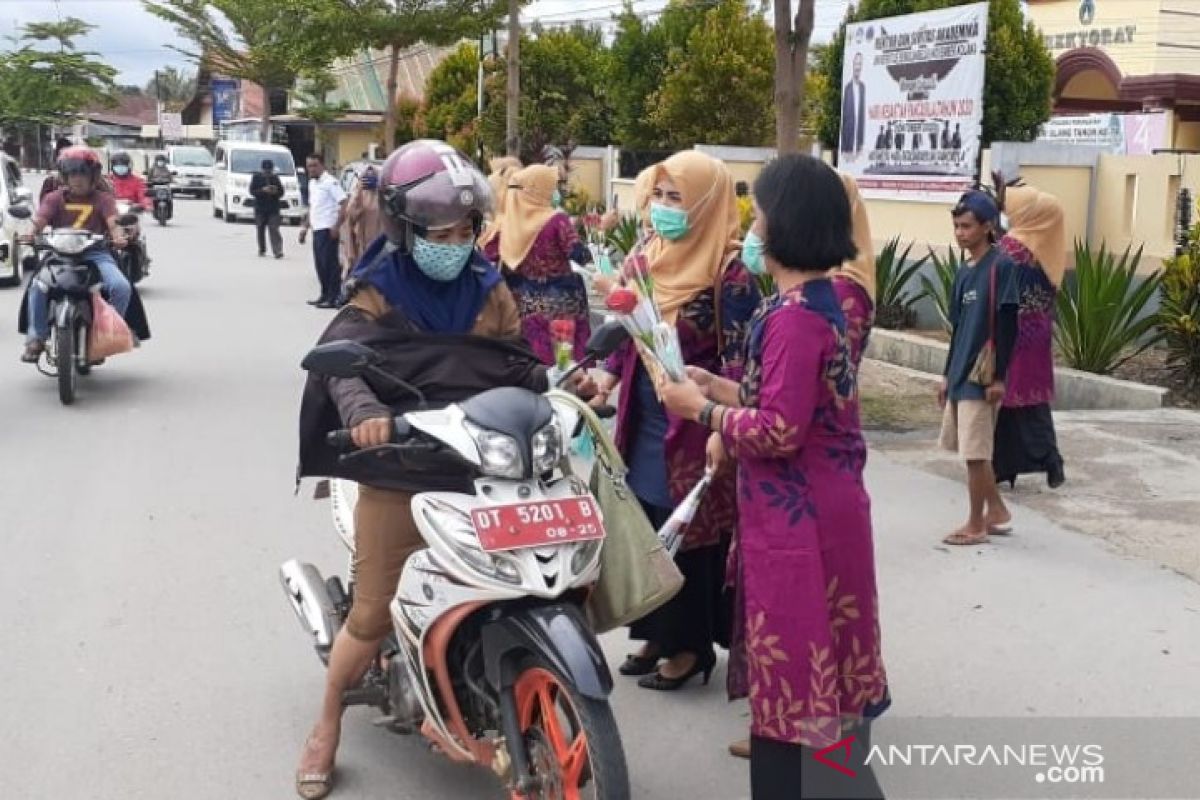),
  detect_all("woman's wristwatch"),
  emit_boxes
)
[698,400,719,429]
